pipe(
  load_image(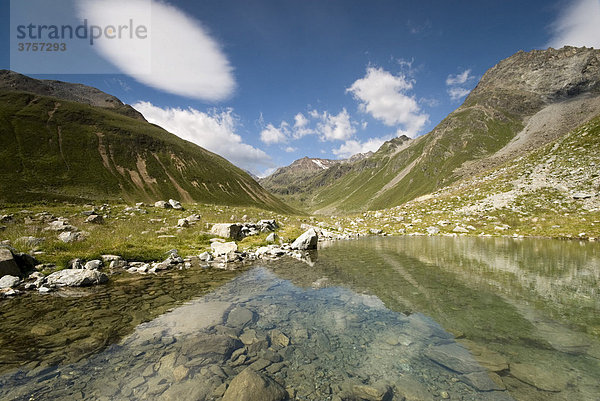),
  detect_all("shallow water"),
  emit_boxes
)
[0,236,598,401]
